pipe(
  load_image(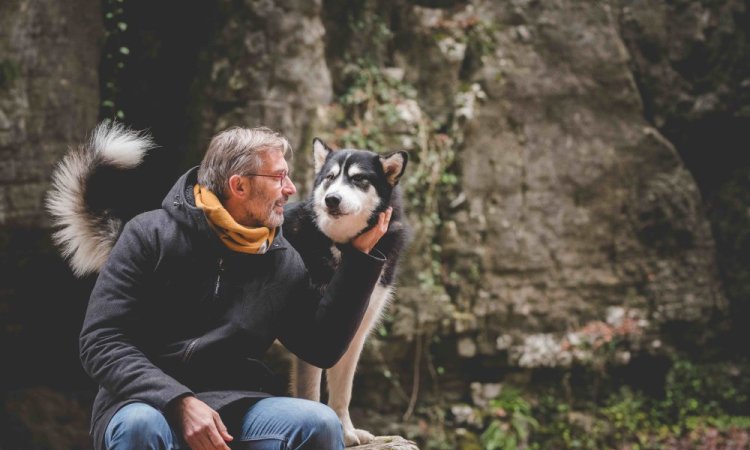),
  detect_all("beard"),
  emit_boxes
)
[265,206,284,228]
[239,190,287,229]
[260,197,286,228]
